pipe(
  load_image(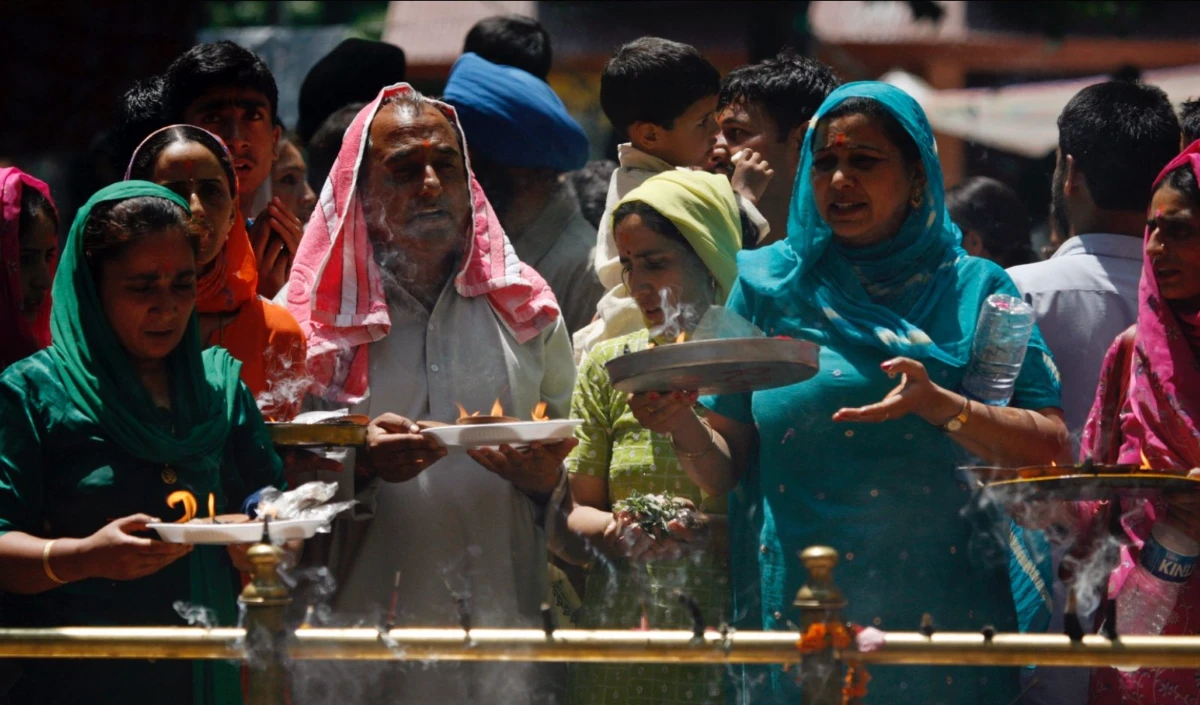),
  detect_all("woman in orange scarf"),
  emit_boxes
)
[127,125,306,418]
